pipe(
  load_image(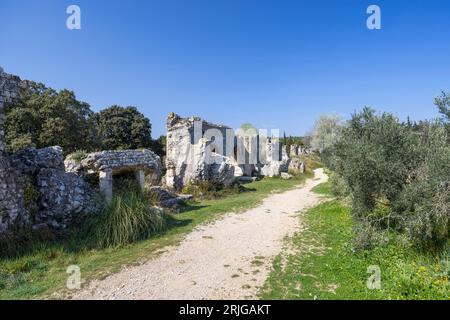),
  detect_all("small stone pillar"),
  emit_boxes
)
[99,169,113,201]
[135,170,145,190]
